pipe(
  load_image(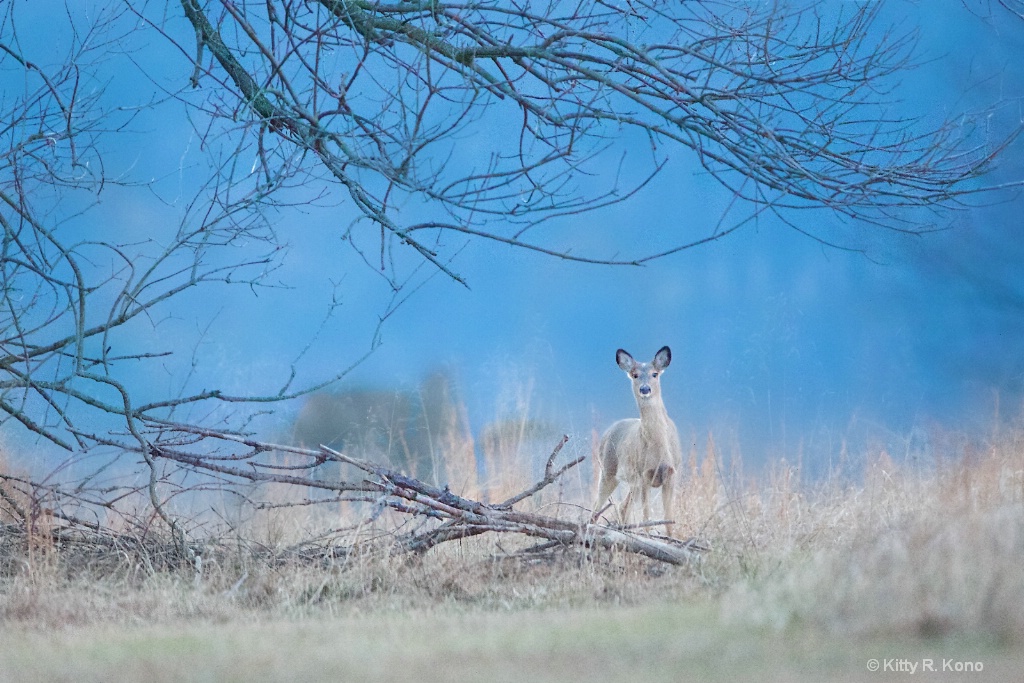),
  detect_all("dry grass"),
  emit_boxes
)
[1,422,1023,680]
[722,438,1024,642]
[0,522,708,628]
